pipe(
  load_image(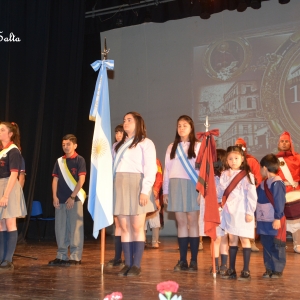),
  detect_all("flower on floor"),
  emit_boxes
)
[157,281,182,300]
[103,291,123,300]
